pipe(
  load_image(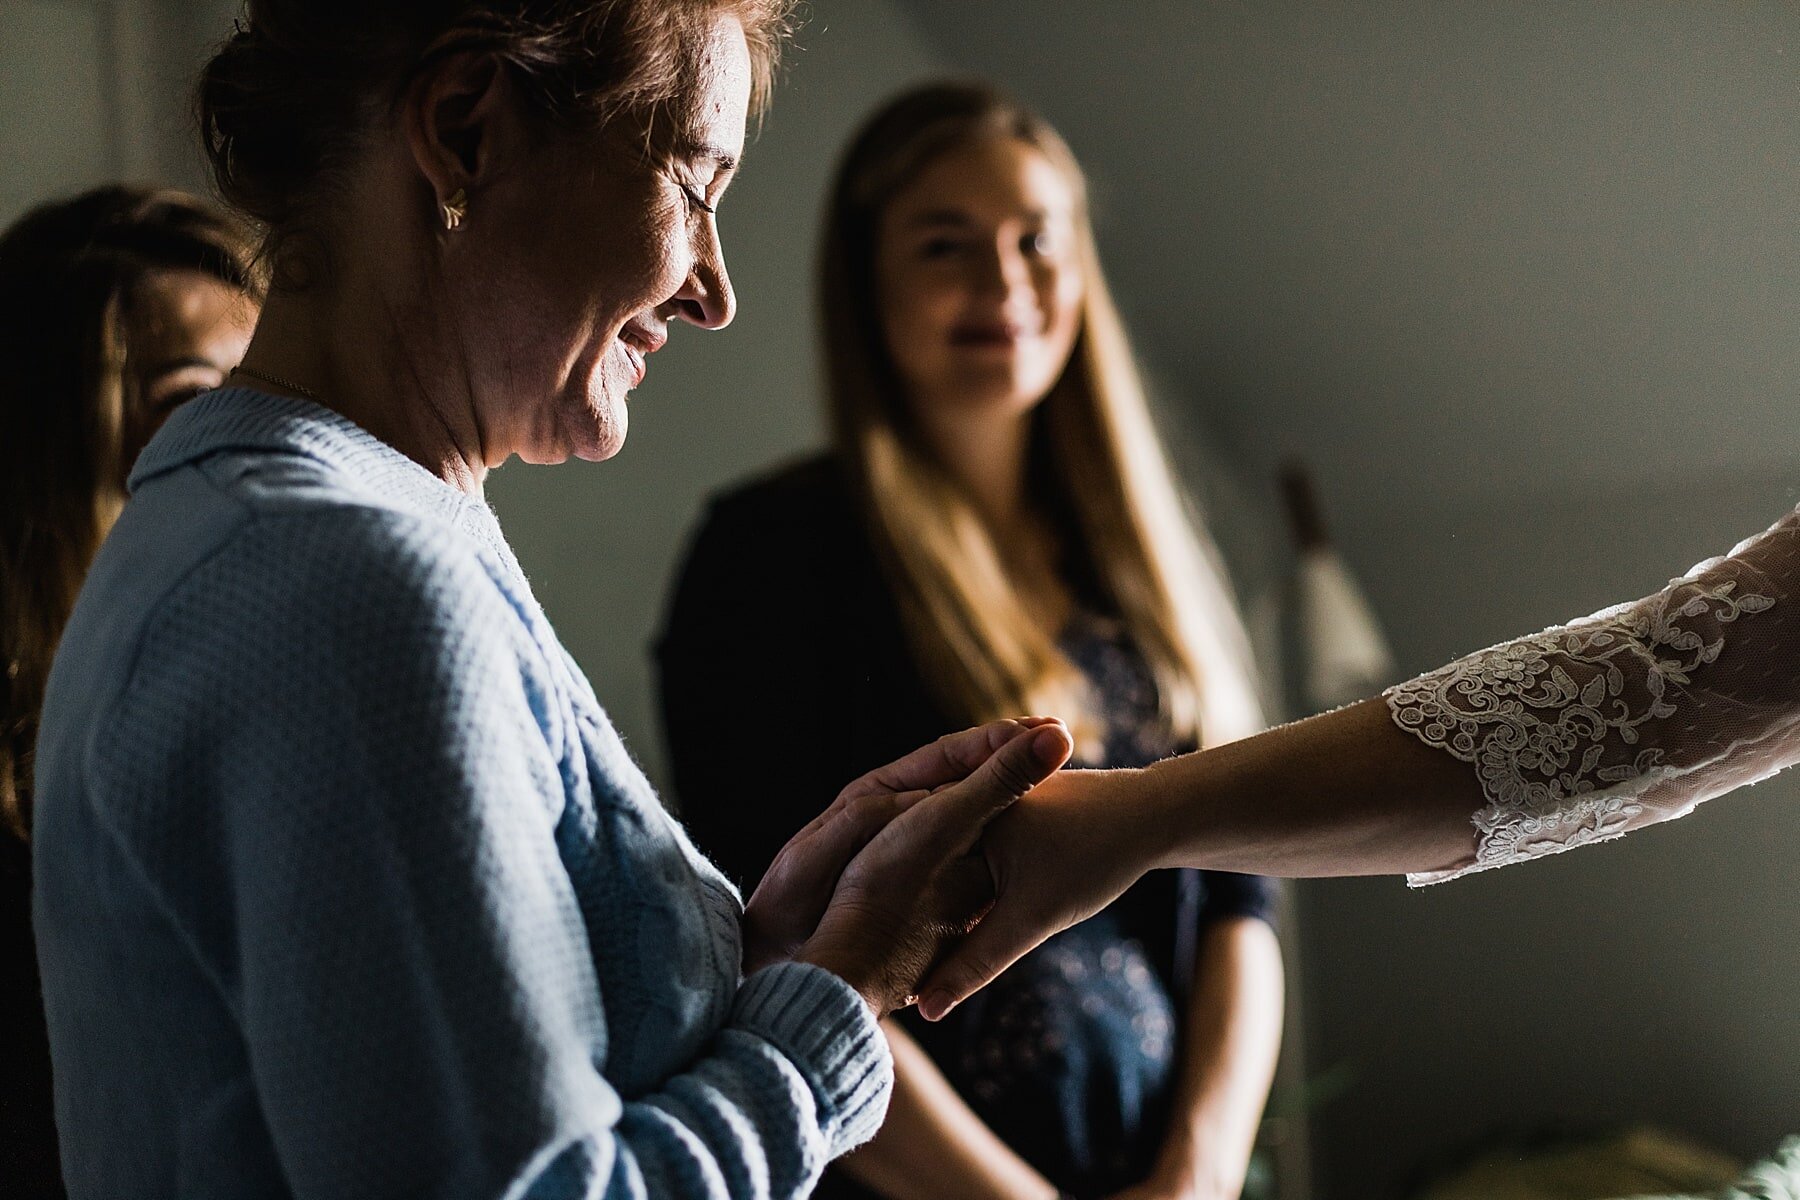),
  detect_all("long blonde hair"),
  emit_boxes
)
[0,186,258,840]
[819,82,1264,750]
